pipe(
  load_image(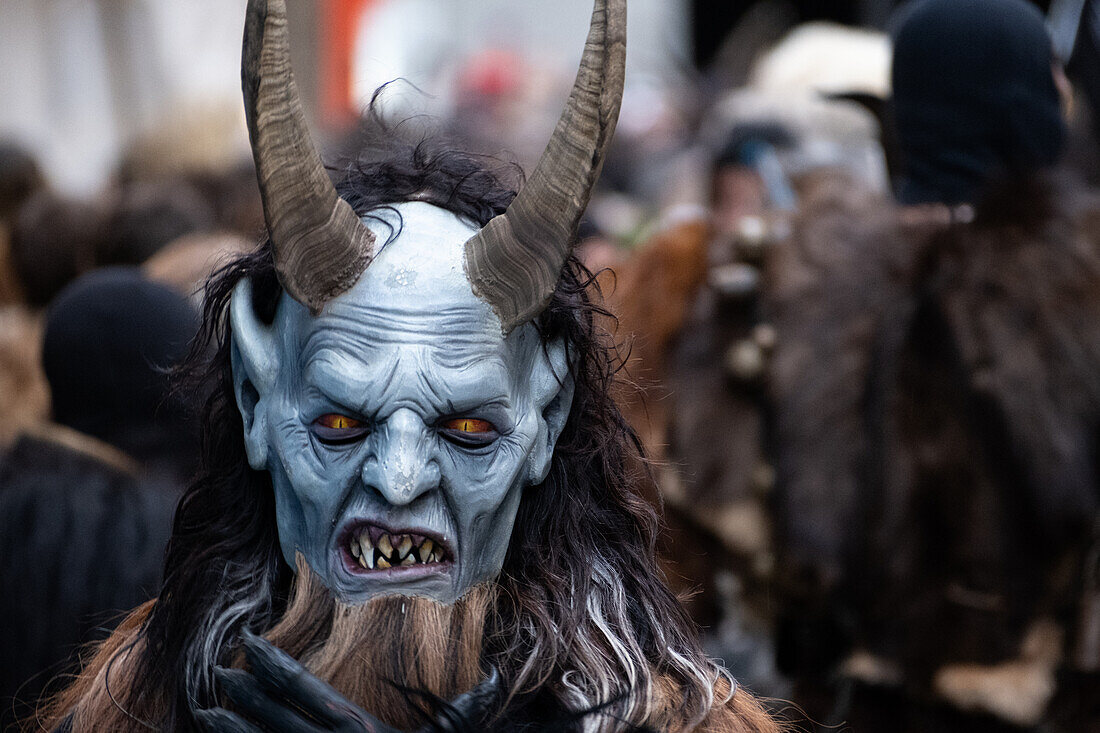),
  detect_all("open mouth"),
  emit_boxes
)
[339,522,453,574]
